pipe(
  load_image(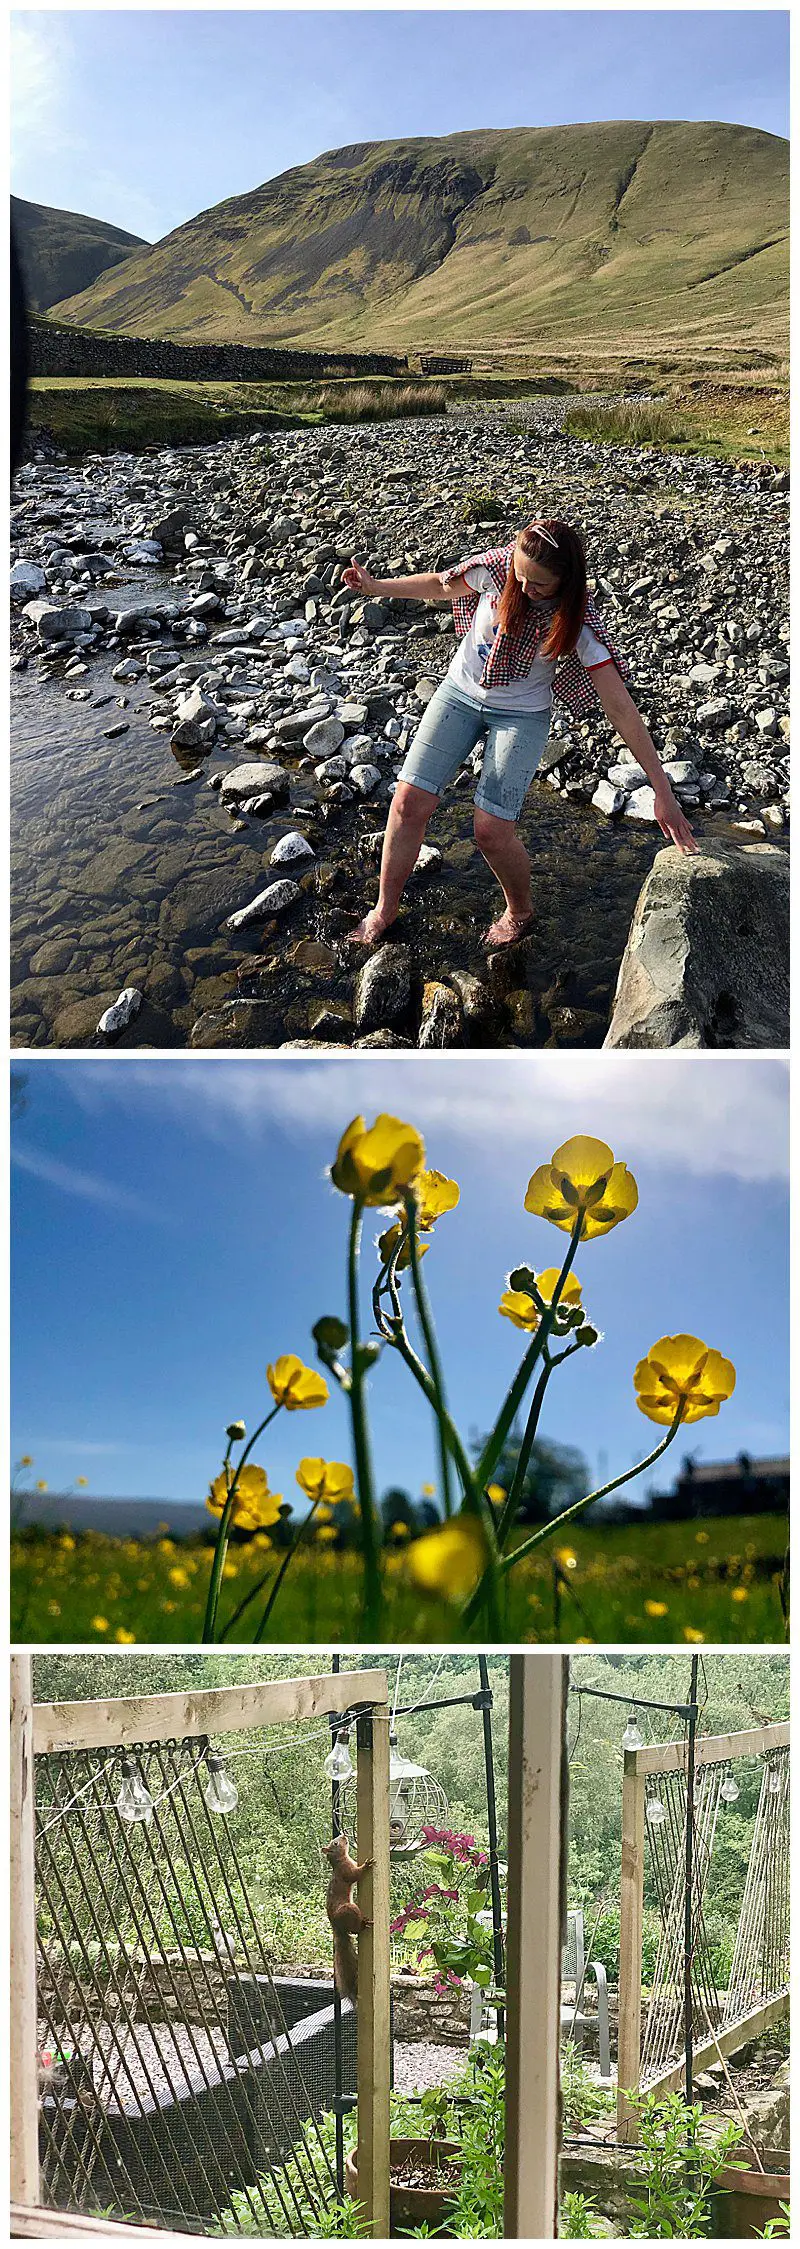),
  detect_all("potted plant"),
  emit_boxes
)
[712,2155,790,2239]
[346,2086,462,2232]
